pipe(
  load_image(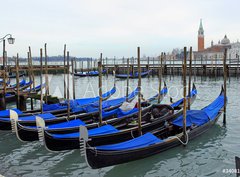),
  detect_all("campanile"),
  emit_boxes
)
[198,19,204,51]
